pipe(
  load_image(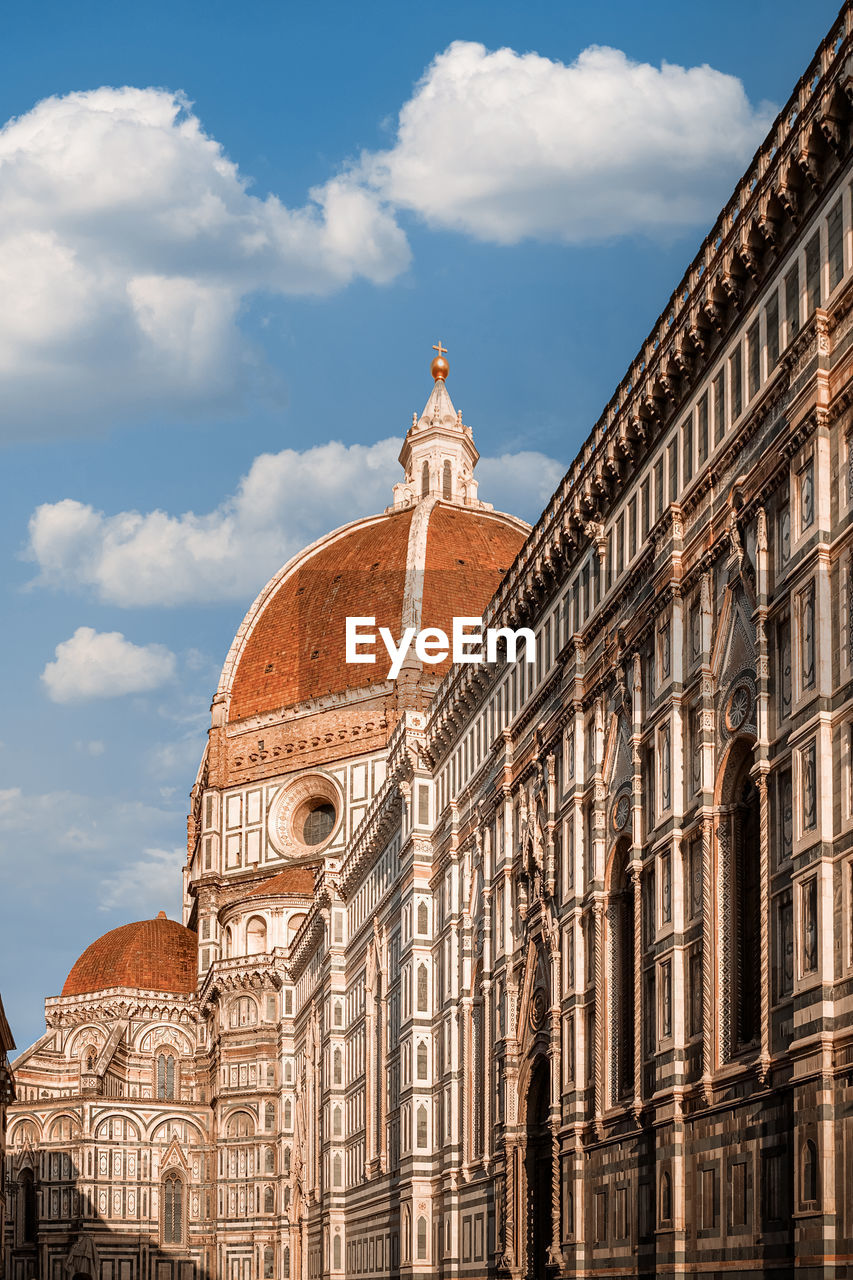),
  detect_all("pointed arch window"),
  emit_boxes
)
[19,1168,36,1243]
[263,1185,274,1213]
[162,1171,184,1245]
[156,1053,176,1100]
[417,1214,428,1259]
[659,1170,672,1225]
[417,963,429,1013]
[442,460,452,500]
[416,1104,428,1149]
[263,1246,275,1278]
[801,1139,818,1205]
[421,461,430,497]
